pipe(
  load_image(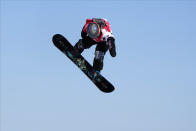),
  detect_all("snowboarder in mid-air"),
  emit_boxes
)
[52,18,116,93]
[72,18,116,73]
